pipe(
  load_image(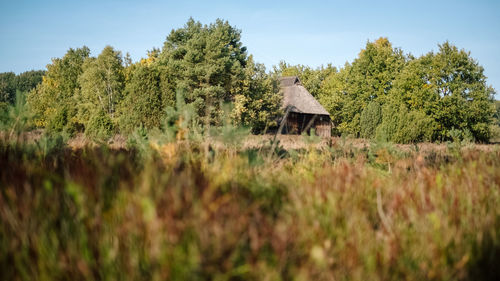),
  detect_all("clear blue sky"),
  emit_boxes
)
[1,0,499,98]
